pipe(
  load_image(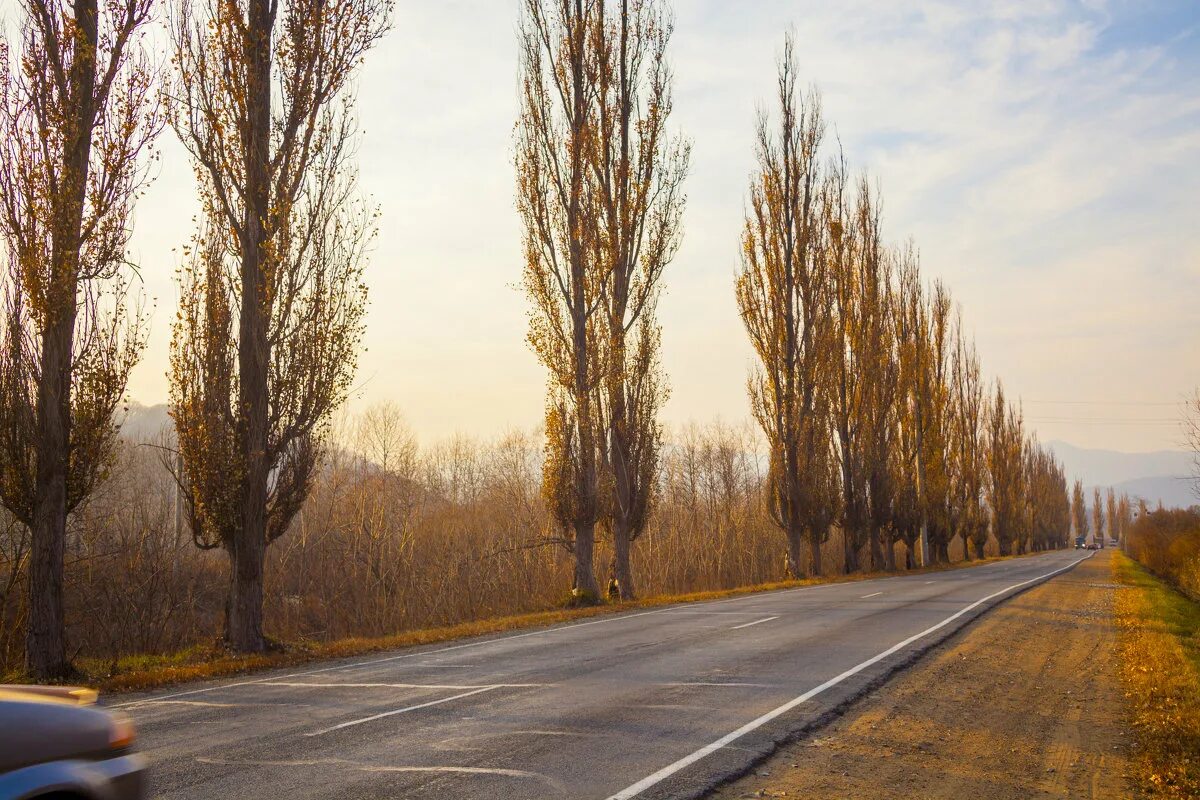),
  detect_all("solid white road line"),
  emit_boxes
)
[730,616,779,630]
[305,686,499,736]
[604,552,1092,800]
[860,592,883,599]
[111,550,1073,711]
